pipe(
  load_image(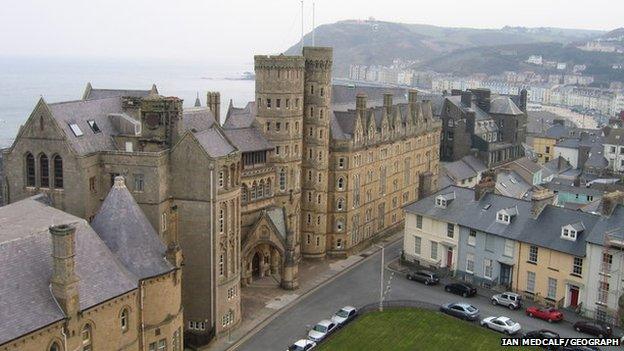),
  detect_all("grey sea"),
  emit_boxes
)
[0,56,255,148]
